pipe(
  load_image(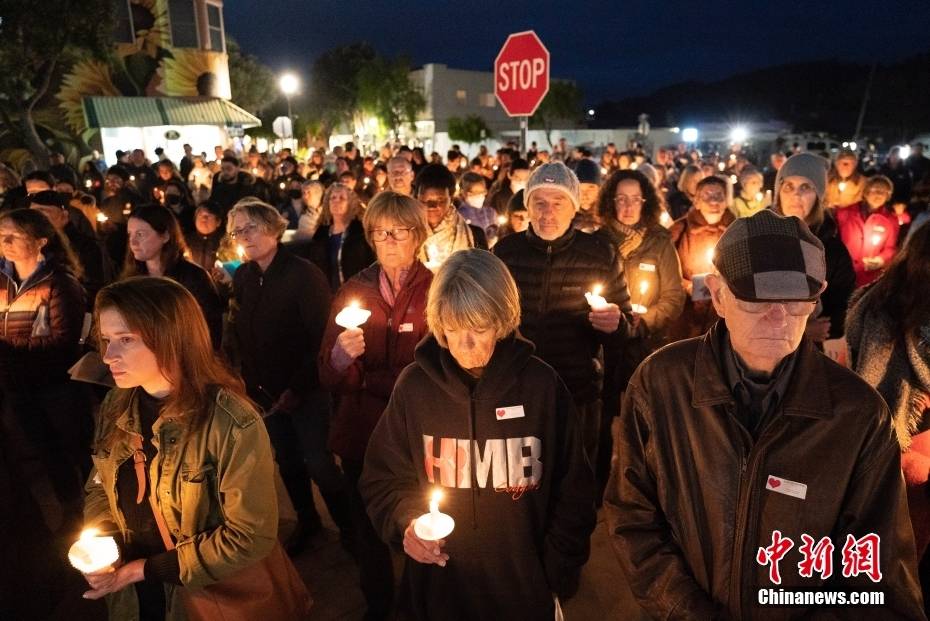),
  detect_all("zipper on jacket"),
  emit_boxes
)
[727,413,784,619]
[469,394,478,530]
[2,272,52,337]
[540,244,553,315]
